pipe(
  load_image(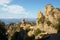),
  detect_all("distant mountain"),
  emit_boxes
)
[0,18,36,24]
